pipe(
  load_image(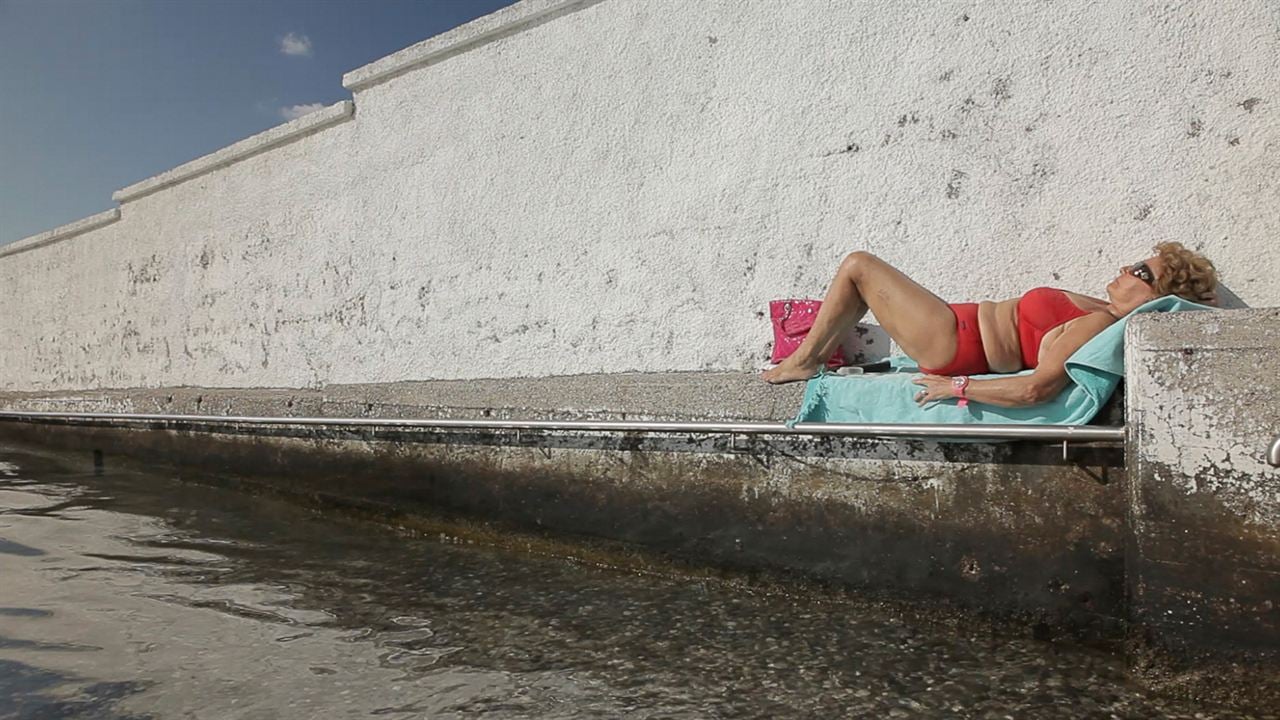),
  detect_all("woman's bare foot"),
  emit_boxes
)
[761,356,823,384]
